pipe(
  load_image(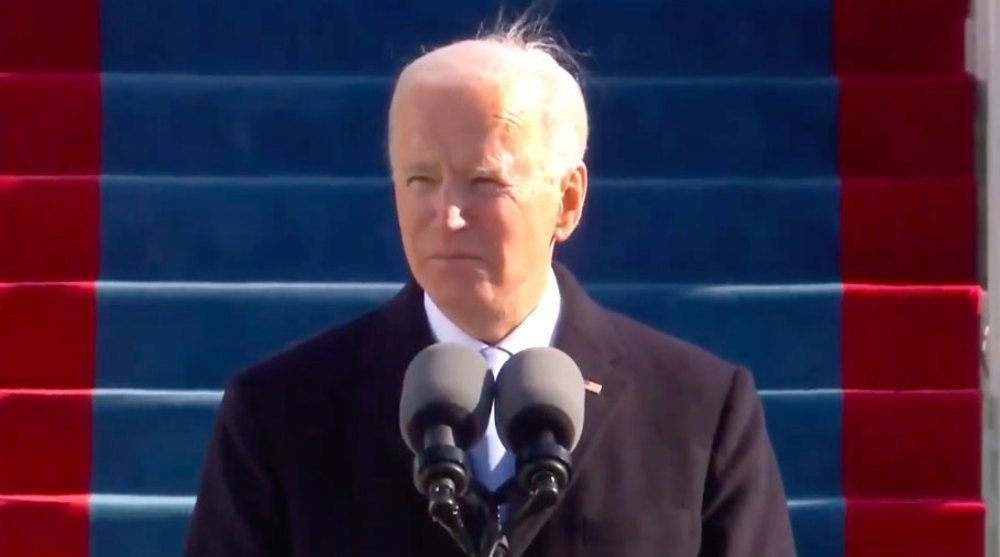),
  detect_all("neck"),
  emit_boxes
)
[437,271,551,345]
